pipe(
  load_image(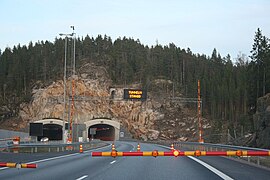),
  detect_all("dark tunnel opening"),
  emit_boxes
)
[89,124,115,141]
[38,124,63,141]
